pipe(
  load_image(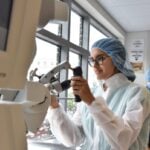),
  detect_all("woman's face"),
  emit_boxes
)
[90,48,118,80]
